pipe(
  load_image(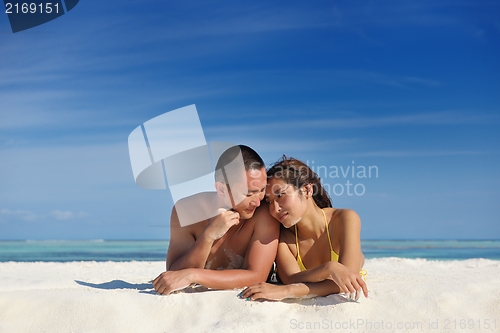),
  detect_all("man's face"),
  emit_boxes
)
[227,167,267,219]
